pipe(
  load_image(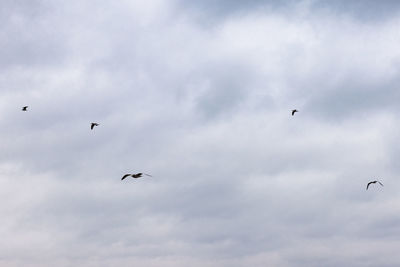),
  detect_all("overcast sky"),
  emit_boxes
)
[1,1,400,266]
